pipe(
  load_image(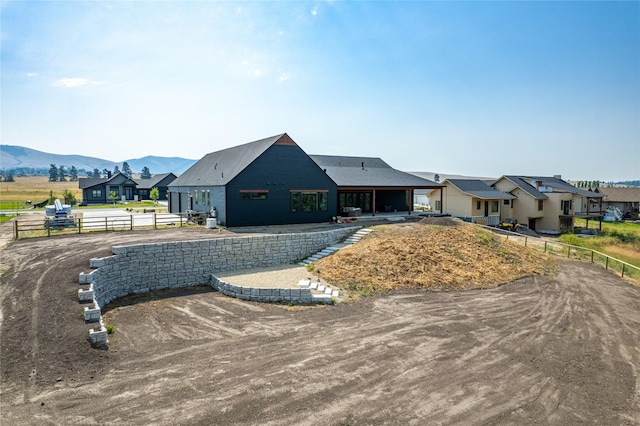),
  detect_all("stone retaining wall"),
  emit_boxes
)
[78,228,357,347]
